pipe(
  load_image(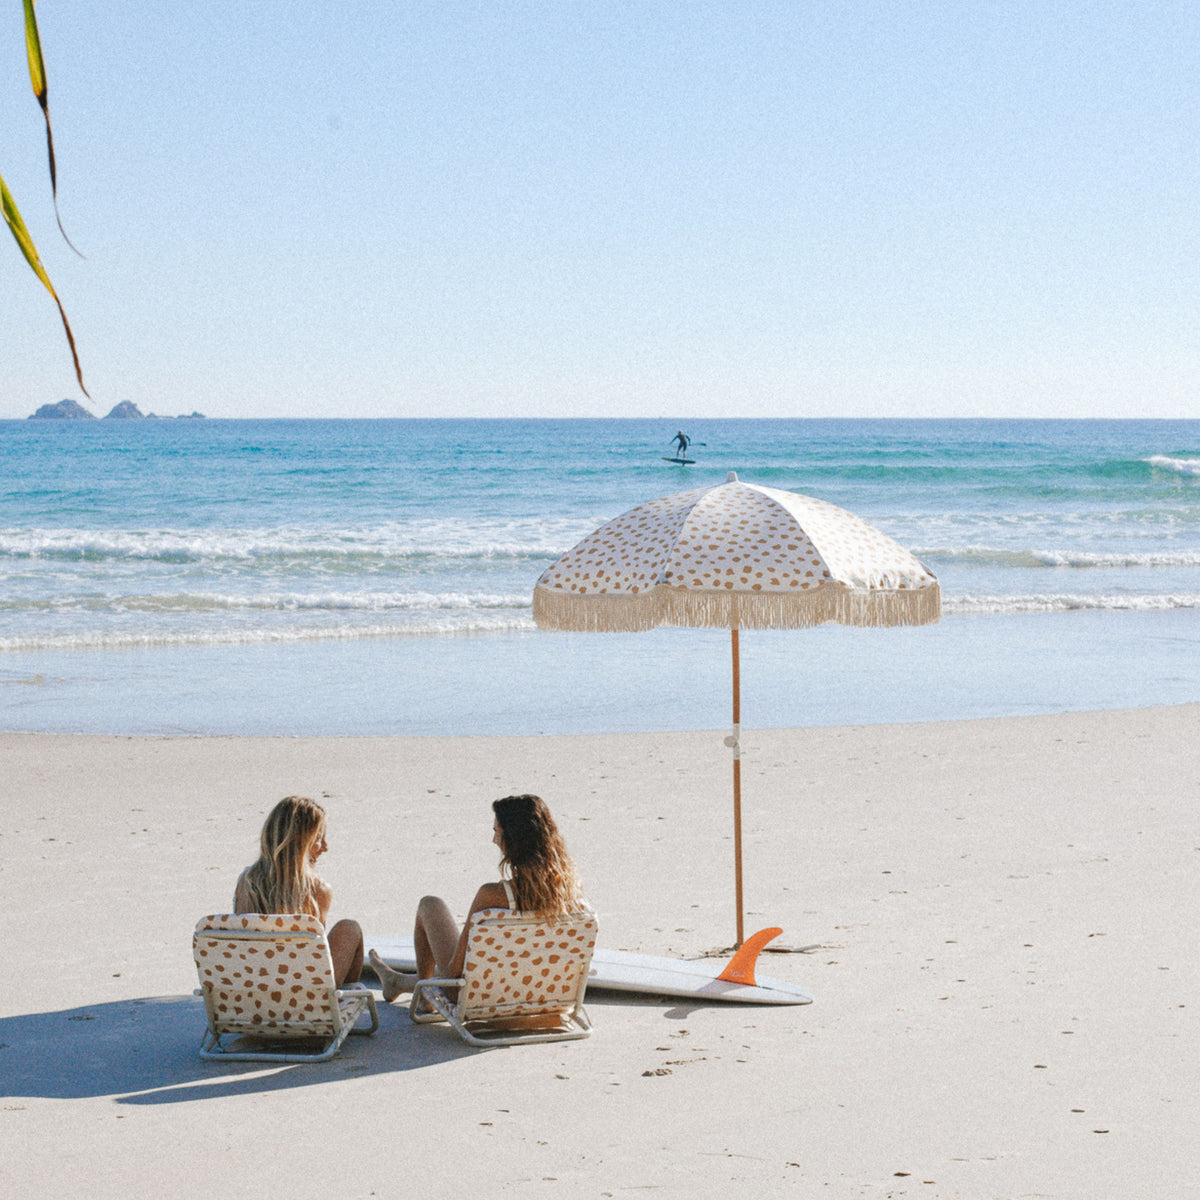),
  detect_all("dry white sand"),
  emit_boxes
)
[2,706,1197,1198]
